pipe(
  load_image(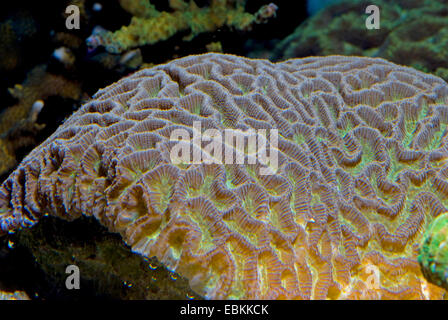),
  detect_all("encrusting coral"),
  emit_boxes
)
[274,0,448,83]
[1,53,448,299]
[86,0,278,54]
